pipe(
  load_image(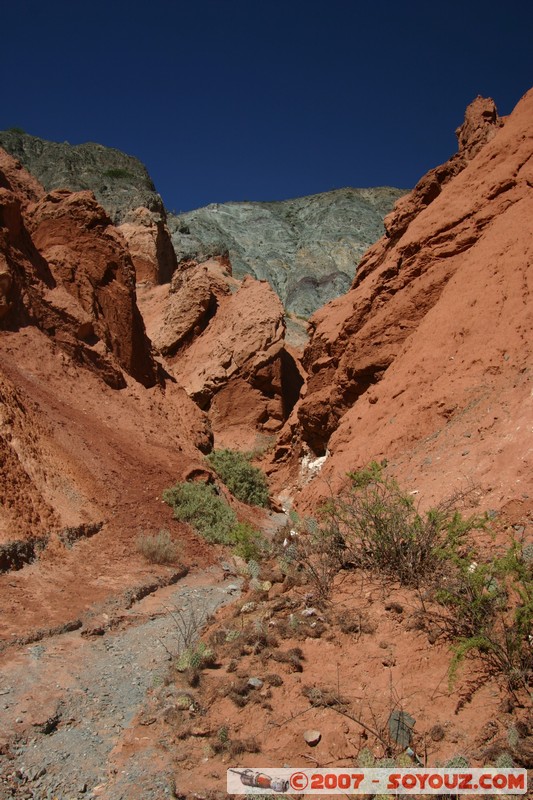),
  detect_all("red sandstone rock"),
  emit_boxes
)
[0,149,160,388]
[0,151,213,549]
[118,205,177,283]
[138,259,304,450]
[291,89,533,511]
